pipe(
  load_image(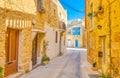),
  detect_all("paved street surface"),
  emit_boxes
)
[20,48,94,78]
